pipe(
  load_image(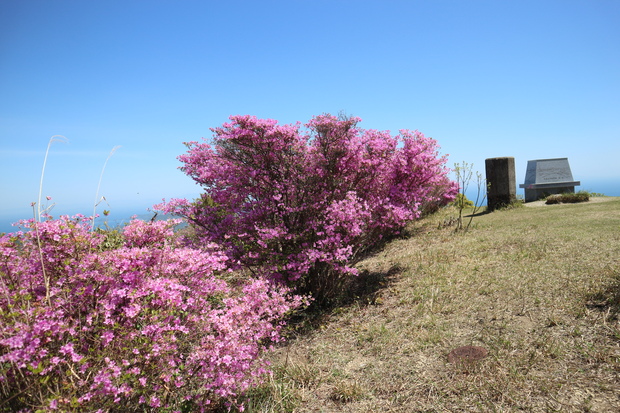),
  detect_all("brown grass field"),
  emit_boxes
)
[235,196,620,412]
